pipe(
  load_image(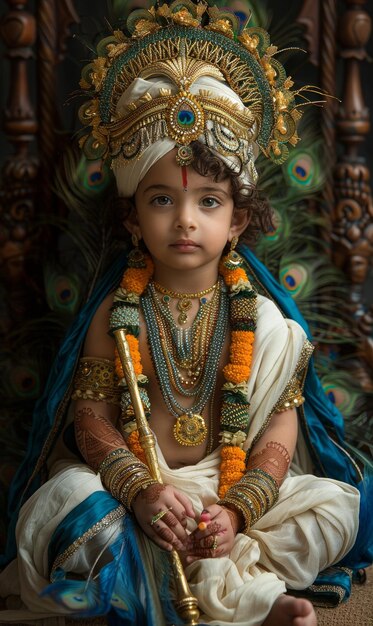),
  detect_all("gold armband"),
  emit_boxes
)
[273,340,314,413]
[71,357,121,405]
[274,376,305,413]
